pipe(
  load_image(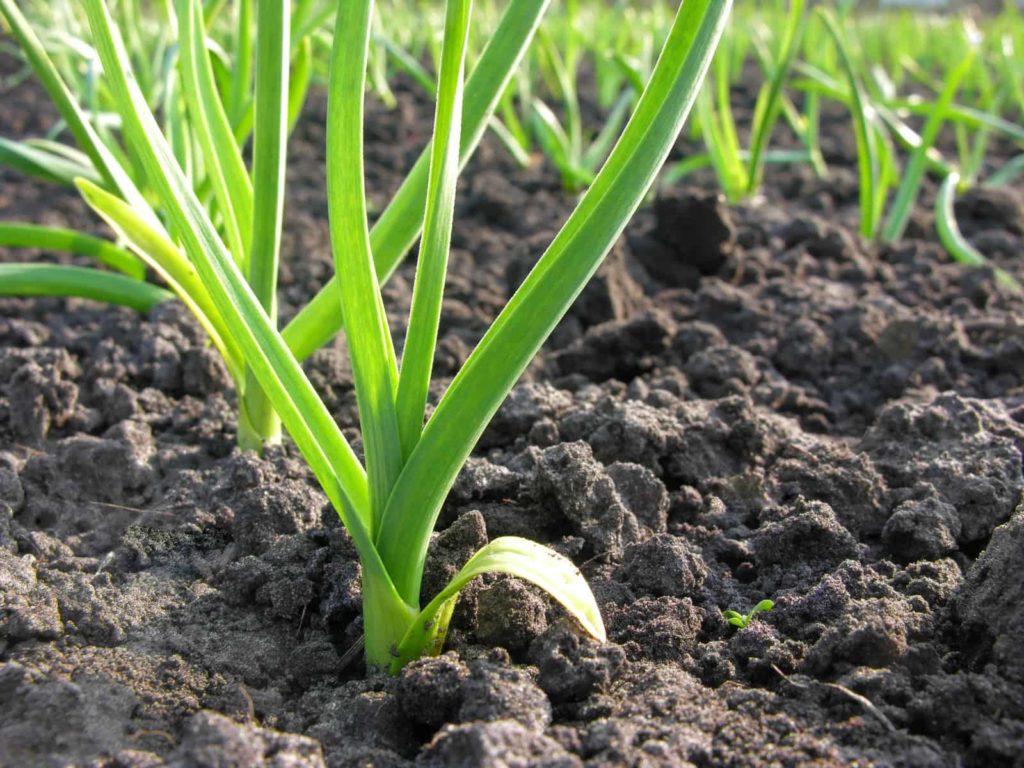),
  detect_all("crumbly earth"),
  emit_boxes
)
[2,50,1024,768]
